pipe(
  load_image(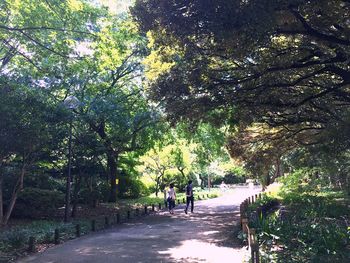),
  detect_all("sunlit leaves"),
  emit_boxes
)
[68,0,84,11]
[142,31,177,82]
